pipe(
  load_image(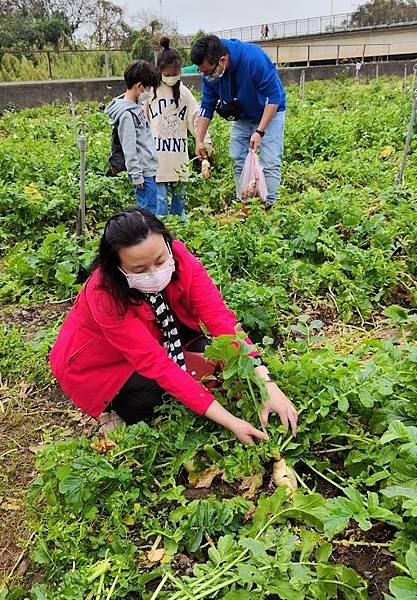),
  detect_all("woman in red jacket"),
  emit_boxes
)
[50,207,297,444]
